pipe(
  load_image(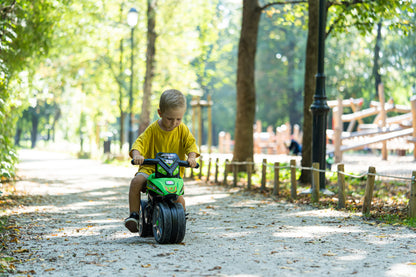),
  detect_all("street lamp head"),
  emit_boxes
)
[127,8,138,28]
